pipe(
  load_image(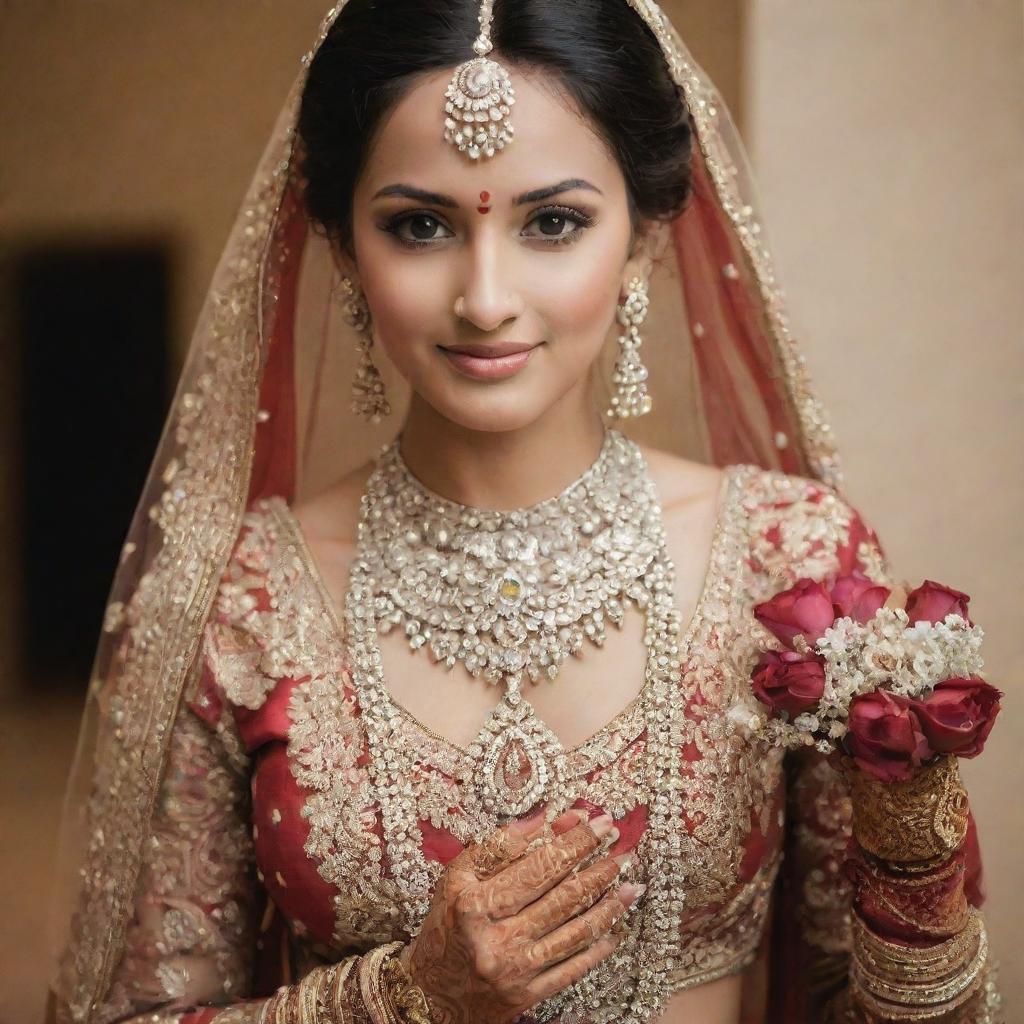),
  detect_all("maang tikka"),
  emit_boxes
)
[338,275,392,423]
[608,275,654,419]
[443,0,516,161]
